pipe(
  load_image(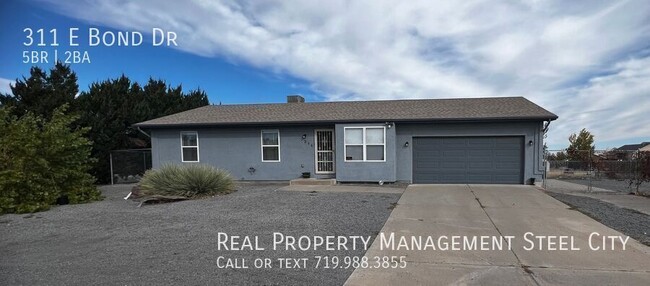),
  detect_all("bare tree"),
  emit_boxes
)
[628,151,650,195]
